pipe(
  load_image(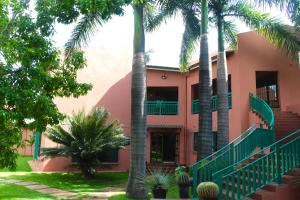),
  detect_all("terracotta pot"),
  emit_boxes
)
[152,186,167,199]
[199,198,218,200]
